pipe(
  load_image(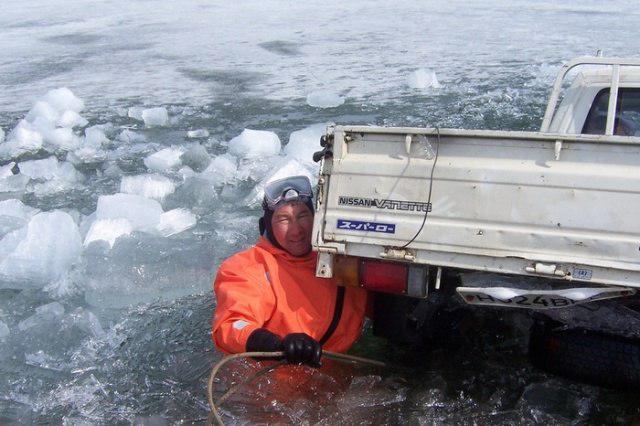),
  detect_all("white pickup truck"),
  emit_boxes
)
[311,56,640,387]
